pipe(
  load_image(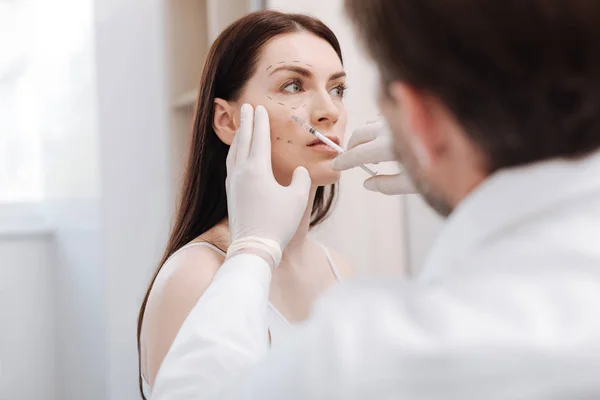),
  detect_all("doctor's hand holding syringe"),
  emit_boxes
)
[291,114,416,195]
